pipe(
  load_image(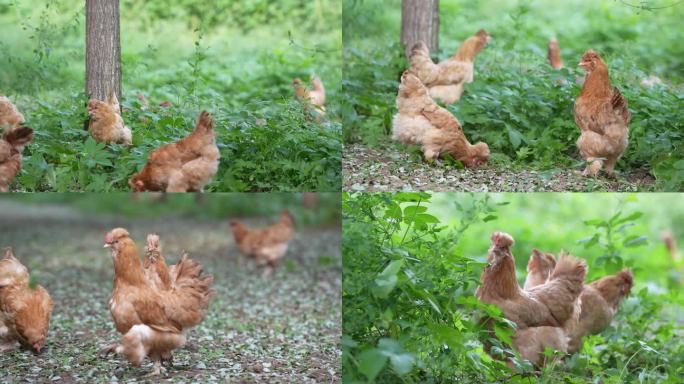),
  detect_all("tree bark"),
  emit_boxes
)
[86,0,121,103]
[401,0,439,58]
